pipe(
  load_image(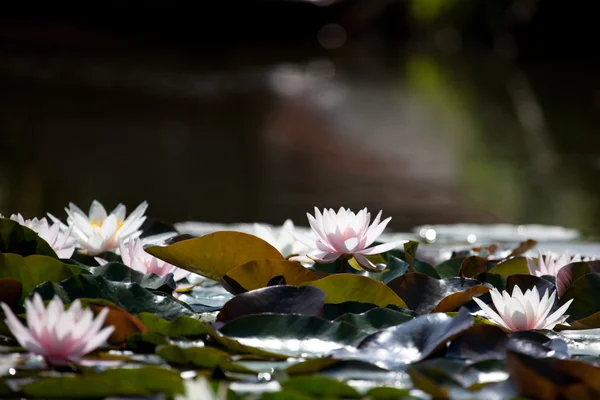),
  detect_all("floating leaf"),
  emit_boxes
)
[507,331,569,359]
[459,256,488,278]
[336,308,473,370]
[558,273,600,321]
[138,313,208,337]
[281,375,361,398]
[505,274,557,298]
[90,262,176,293]
[300,274,407,309]
[387,272,490,314]
[219,314,367,357]
[21,366,184,398]
[334,307,415,334]
[384,248,439,278]
[435,257,467,279]
[156,345,254,373]
[556,261,600,297]
[487,257,529,277]
[507,239,538,258]
[447,324,508,361]
[221,259,317,294]
[217,286,325,323]
[145,231,284,280]
[506,350,600,399]
[285,357,341,374]
[474,273,507,291]
[363,387,411,399]
[0,218,58,258]
[0,253,86,301]
[86,301,148,346]
[0,278,22,311]
[32,274,193,321]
